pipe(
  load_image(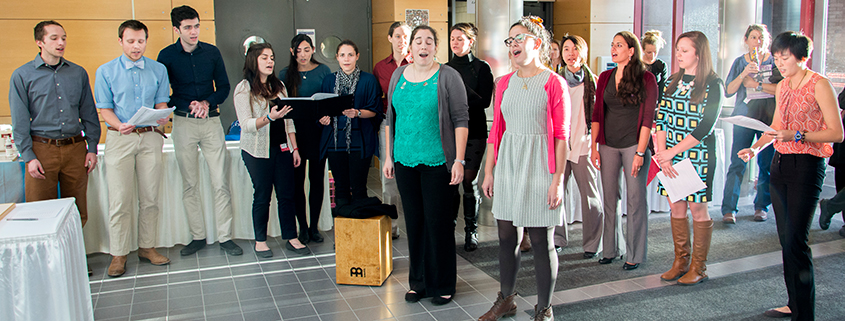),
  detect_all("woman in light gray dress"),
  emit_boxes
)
[479,16,570,321]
